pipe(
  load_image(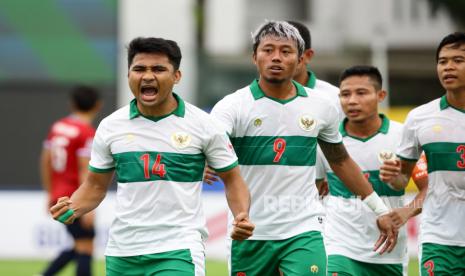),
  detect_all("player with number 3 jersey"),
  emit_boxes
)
[381,32,465,275]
